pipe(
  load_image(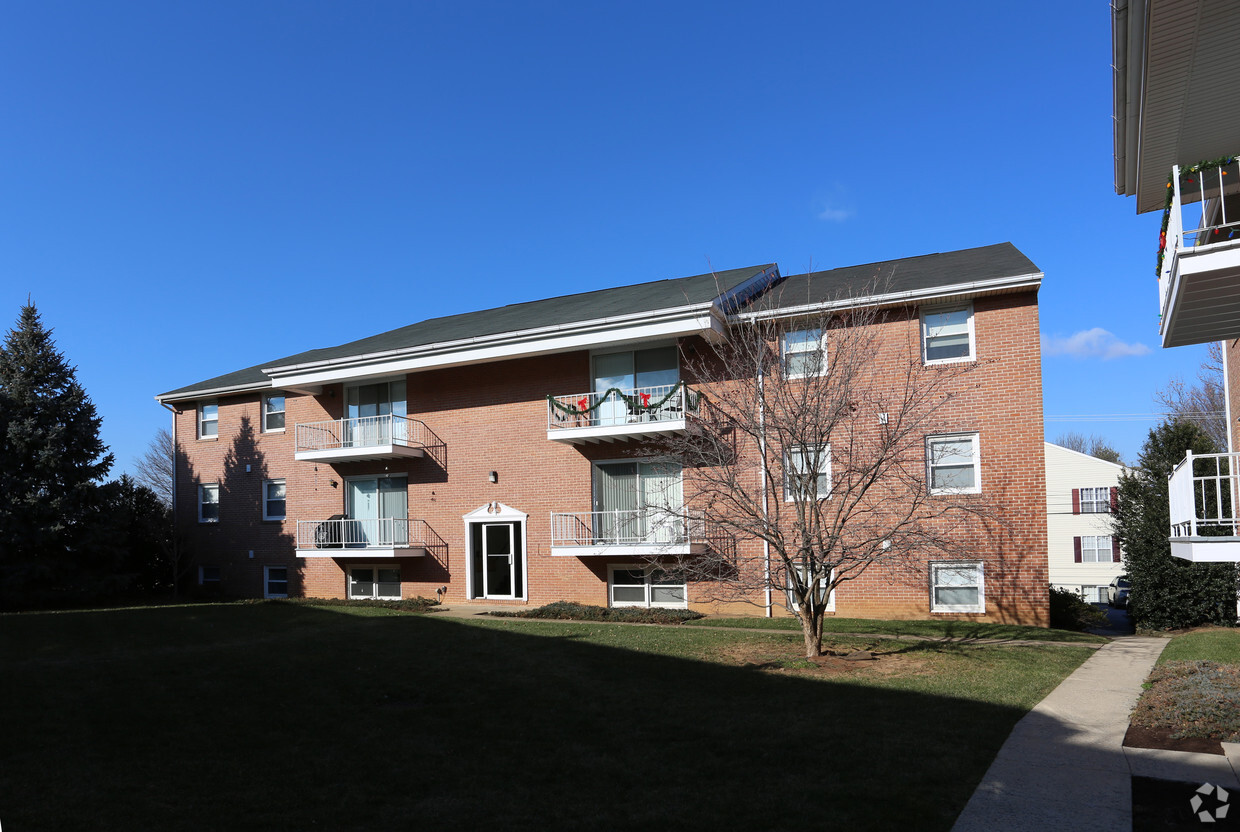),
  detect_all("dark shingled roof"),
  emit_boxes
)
[159,264,774,398]
[770,243,1039,309]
